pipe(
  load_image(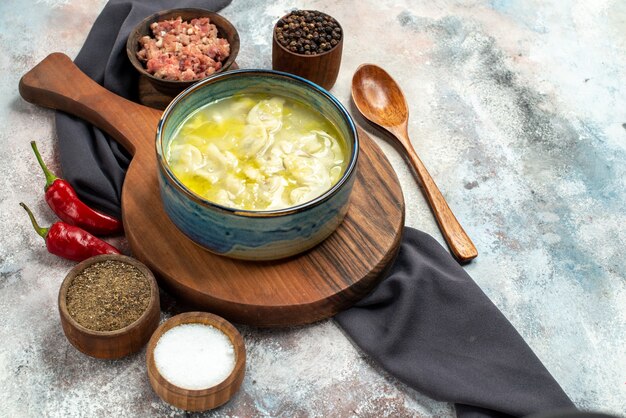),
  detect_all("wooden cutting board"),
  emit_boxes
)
[19,53,405,327]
